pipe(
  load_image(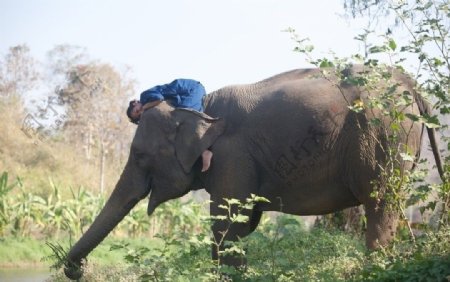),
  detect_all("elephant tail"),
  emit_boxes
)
[414,91,446,182]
